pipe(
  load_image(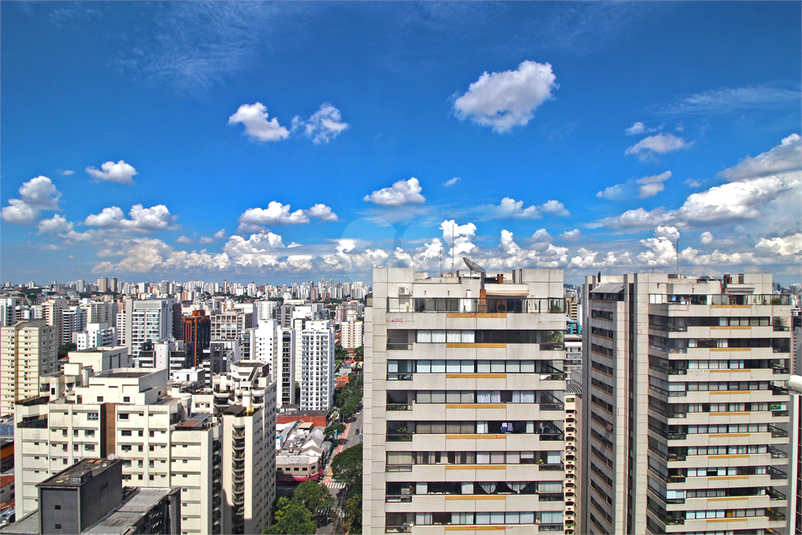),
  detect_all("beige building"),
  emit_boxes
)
[341,320,364,349]
[14,368,227,535]
[581,272,792,534]
[364,267,569,533]
[1,320,58,417]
